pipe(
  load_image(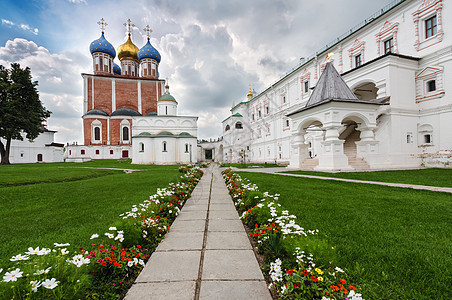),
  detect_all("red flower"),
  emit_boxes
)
[340,278,346,284]
[310,275,318,282]
[293,282,300,288]
[286,269,293,275]
[302,270,309,276]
